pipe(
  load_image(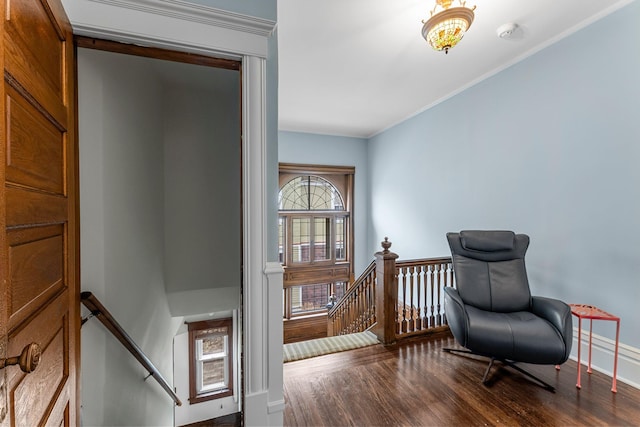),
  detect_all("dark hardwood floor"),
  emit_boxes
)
[283,333,640,426]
